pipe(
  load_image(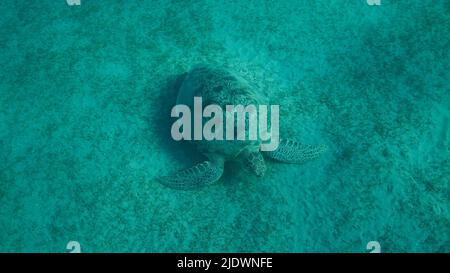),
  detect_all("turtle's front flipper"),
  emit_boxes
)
[241,151,266,177]
[264,139,327,164]
[158,160,224,190]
